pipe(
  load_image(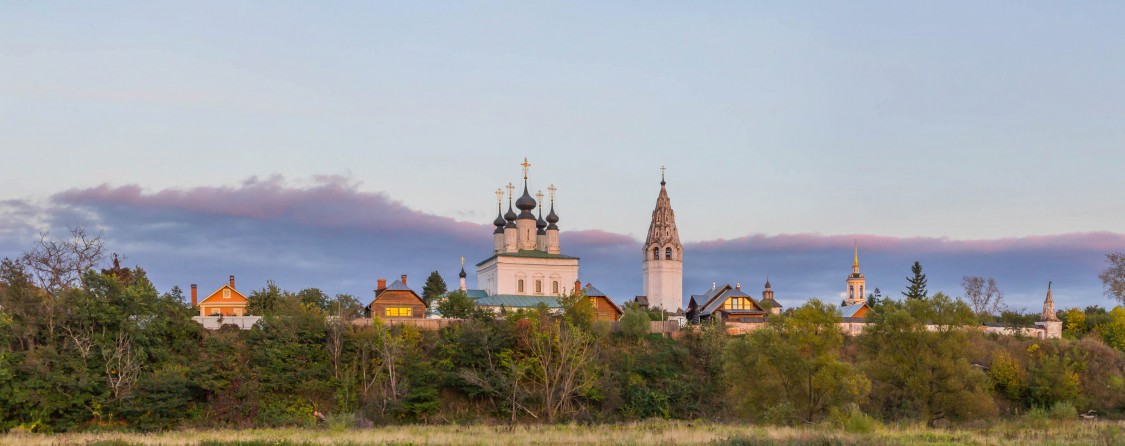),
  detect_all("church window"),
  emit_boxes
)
[518,279,525,293]
[385,307,413,317]
[665,247,673,260]
[653,248,659,260]
[552,281,559,294]
[535,280,542,294]
[223,289,231,299]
